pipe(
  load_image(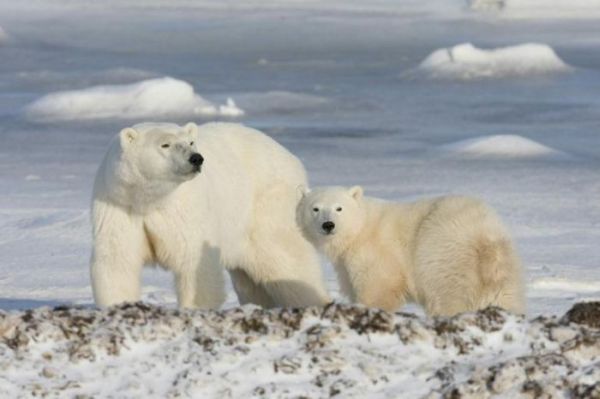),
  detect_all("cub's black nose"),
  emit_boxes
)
[189,153,204,166]
[322,221,335,233]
